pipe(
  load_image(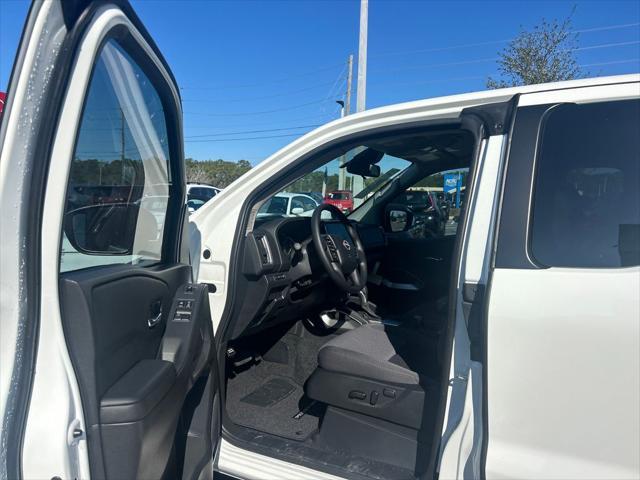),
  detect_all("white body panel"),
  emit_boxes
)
[483,80,640,479]
[486,267,640,479]
[14,5,182,479]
